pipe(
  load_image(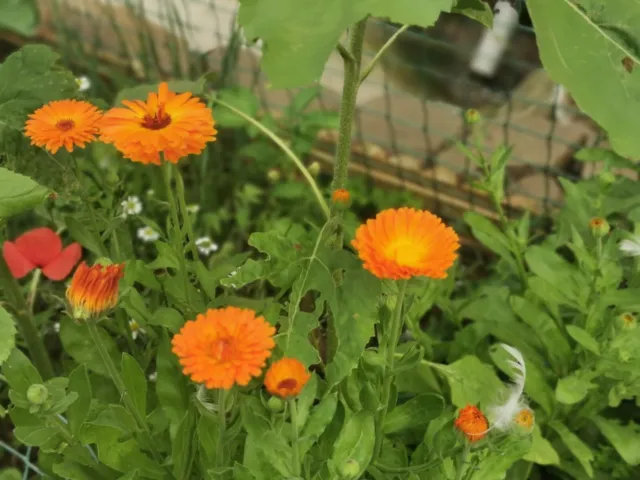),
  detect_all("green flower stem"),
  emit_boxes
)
[0,255,54,380]
[26,268,42,316]
[210,96,330,219]
[161,159,192,306]
[173,163,200,261]
[373,279,408,461]
[455,443,471,480]
[87,320,169,474]
[289,398,301,477]
[216,389,227,468]
[359,24,409,85]
[330,18,367,202]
